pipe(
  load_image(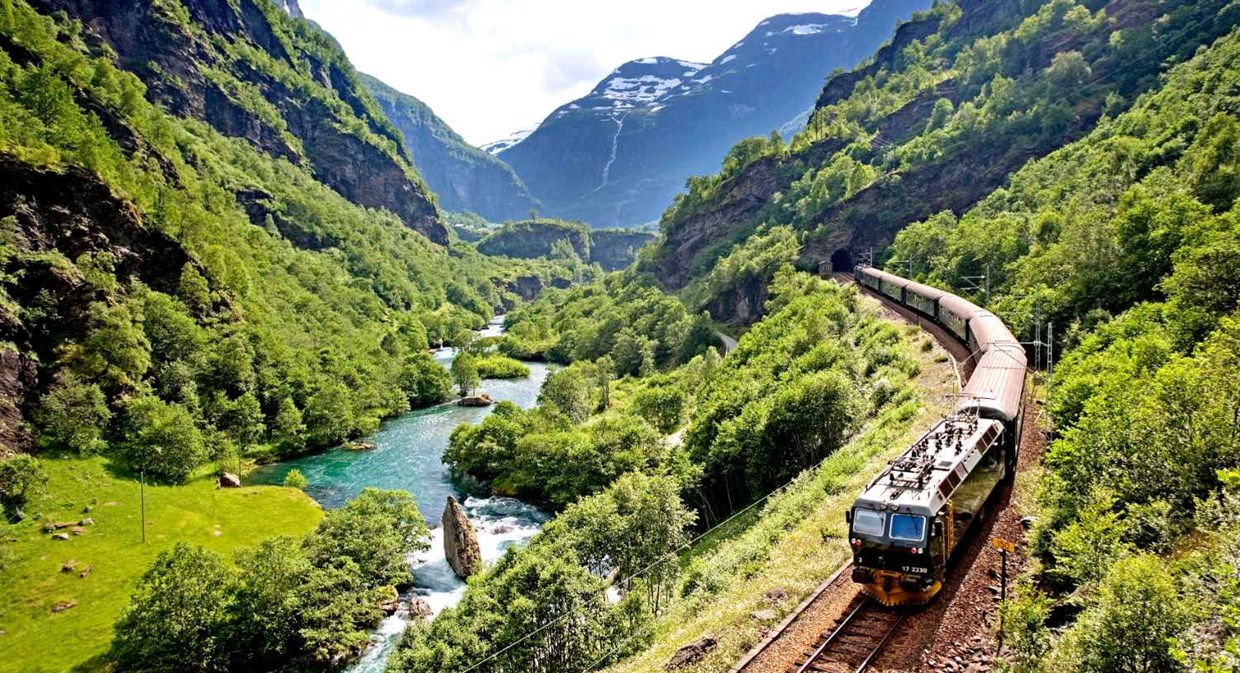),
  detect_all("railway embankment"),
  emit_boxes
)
[729,277,1047,673]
